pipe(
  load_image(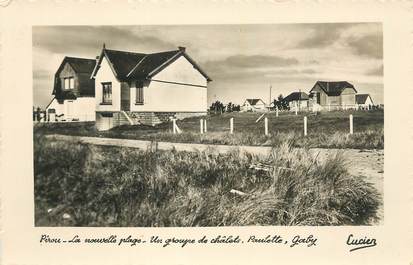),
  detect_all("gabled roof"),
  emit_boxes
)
[245,99,265,105]
[283,91,309,102]
[91,46,212,82]
[53,57,96,98]
[128,50,181,79]
[311,81,357,96]
[103,49,146,79]
[356,94,373,104]
[59,56,96,74]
